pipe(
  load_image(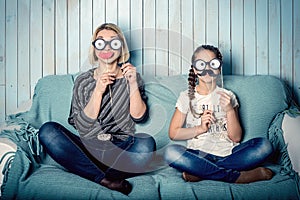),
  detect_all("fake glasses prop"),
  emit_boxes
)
[92,38,122,50]
[192,58,222,71]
